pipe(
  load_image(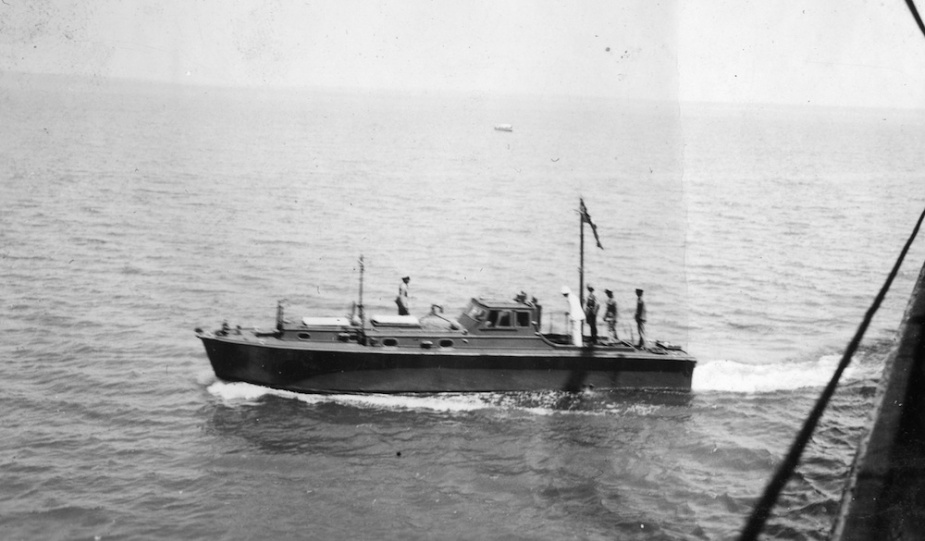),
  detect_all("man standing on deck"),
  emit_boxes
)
[603,289,618,340]
[561,286,585,346]
[635,288,647,348]
[584,285,599,344]
[396,276,410,315]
